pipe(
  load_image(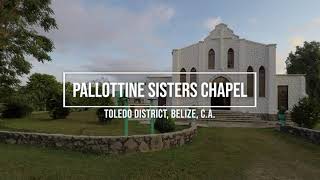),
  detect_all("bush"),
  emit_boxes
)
[1,100,33,118]
[278,106,287,114]
[48,94,70,119]
[96,108,113,123]
[49,107,70,119]
[291,97,320,128]
[155,116,175,133]
[0,103,5,113]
